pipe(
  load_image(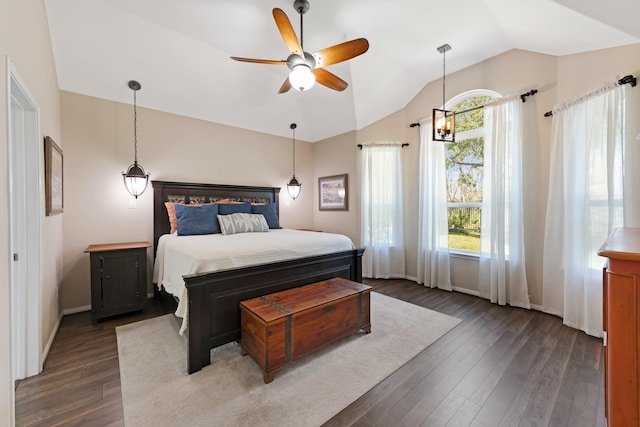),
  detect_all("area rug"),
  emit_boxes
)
[116,292,461,427]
